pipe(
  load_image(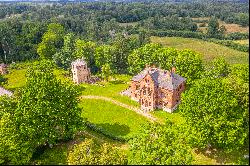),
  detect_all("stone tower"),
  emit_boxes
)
[71,59,91,84]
